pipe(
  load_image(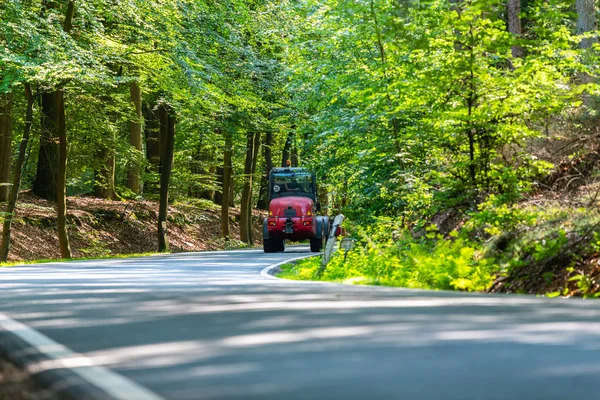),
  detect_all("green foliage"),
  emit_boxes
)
[1,0,294,201]
[468,194,538,236]
[283,221,495,292]
[285,0,584,223]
